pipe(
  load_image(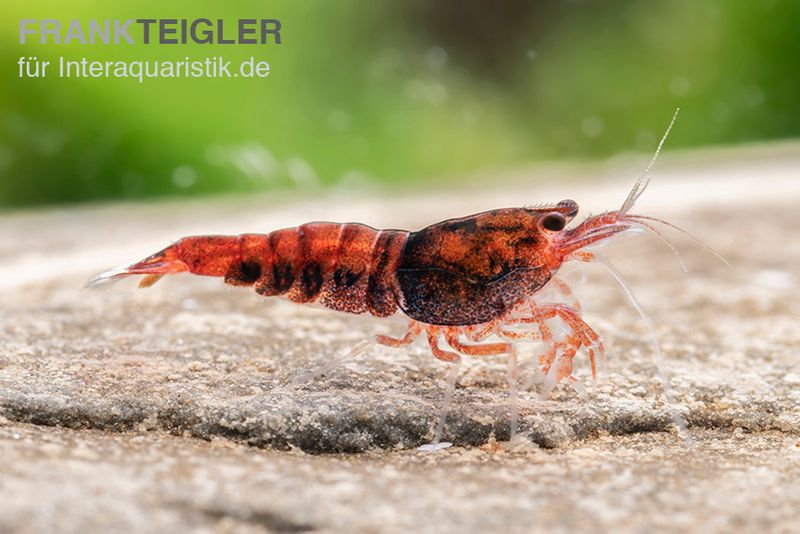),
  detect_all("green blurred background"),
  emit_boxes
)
[2,0,798,208]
